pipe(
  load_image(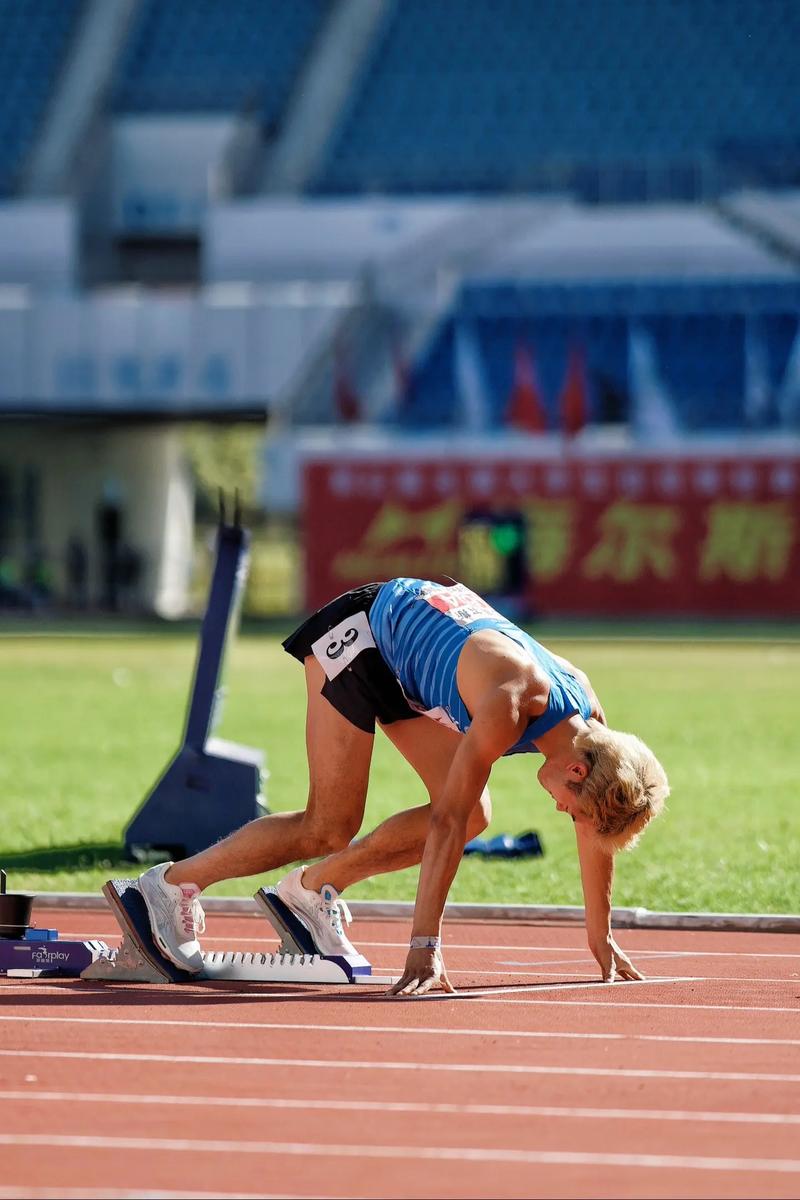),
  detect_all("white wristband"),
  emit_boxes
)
[410,935,441,950]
